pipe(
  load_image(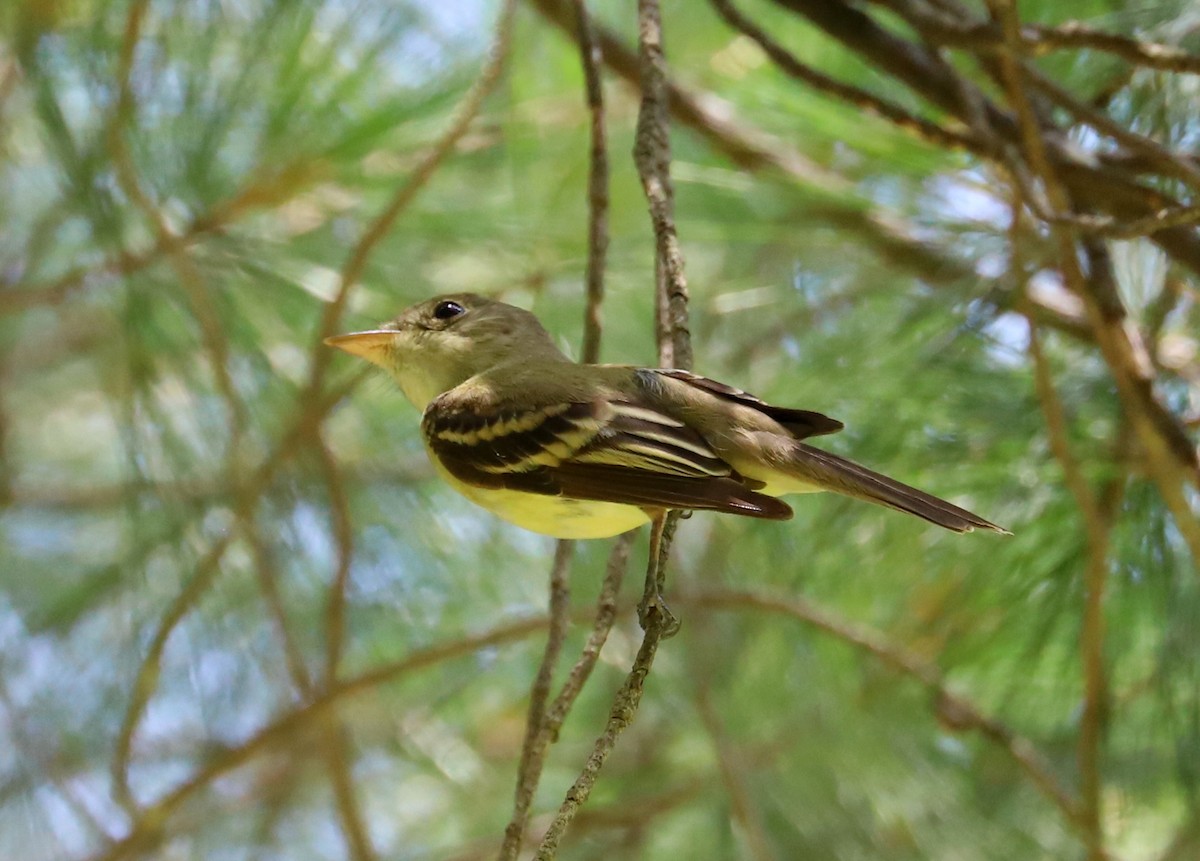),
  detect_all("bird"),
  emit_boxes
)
[326,293,1007,540]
